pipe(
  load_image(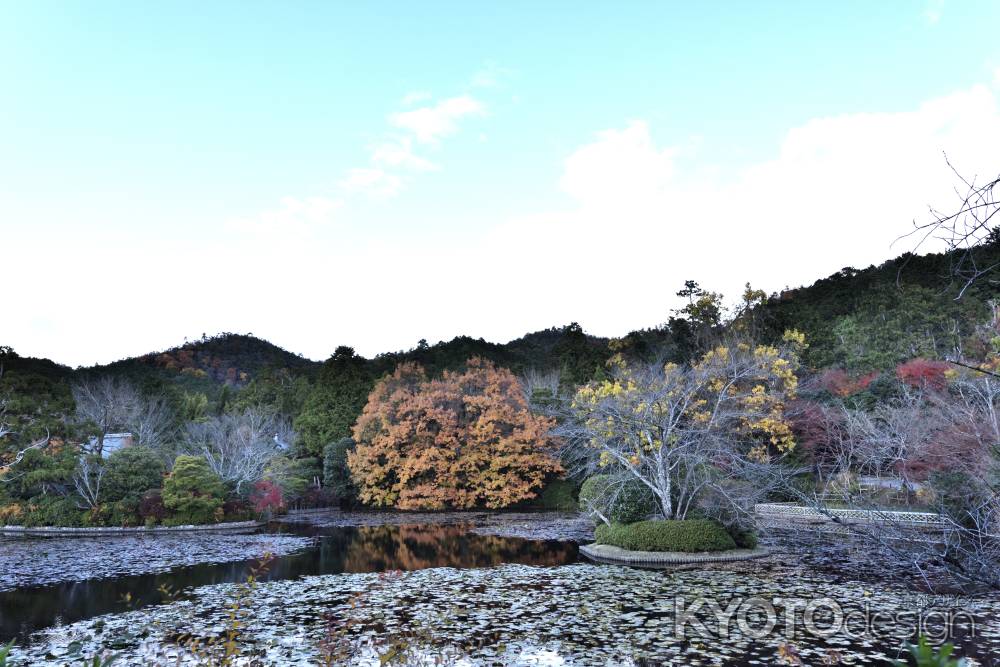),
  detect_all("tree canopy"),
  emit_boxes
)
[348,358,561,510]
